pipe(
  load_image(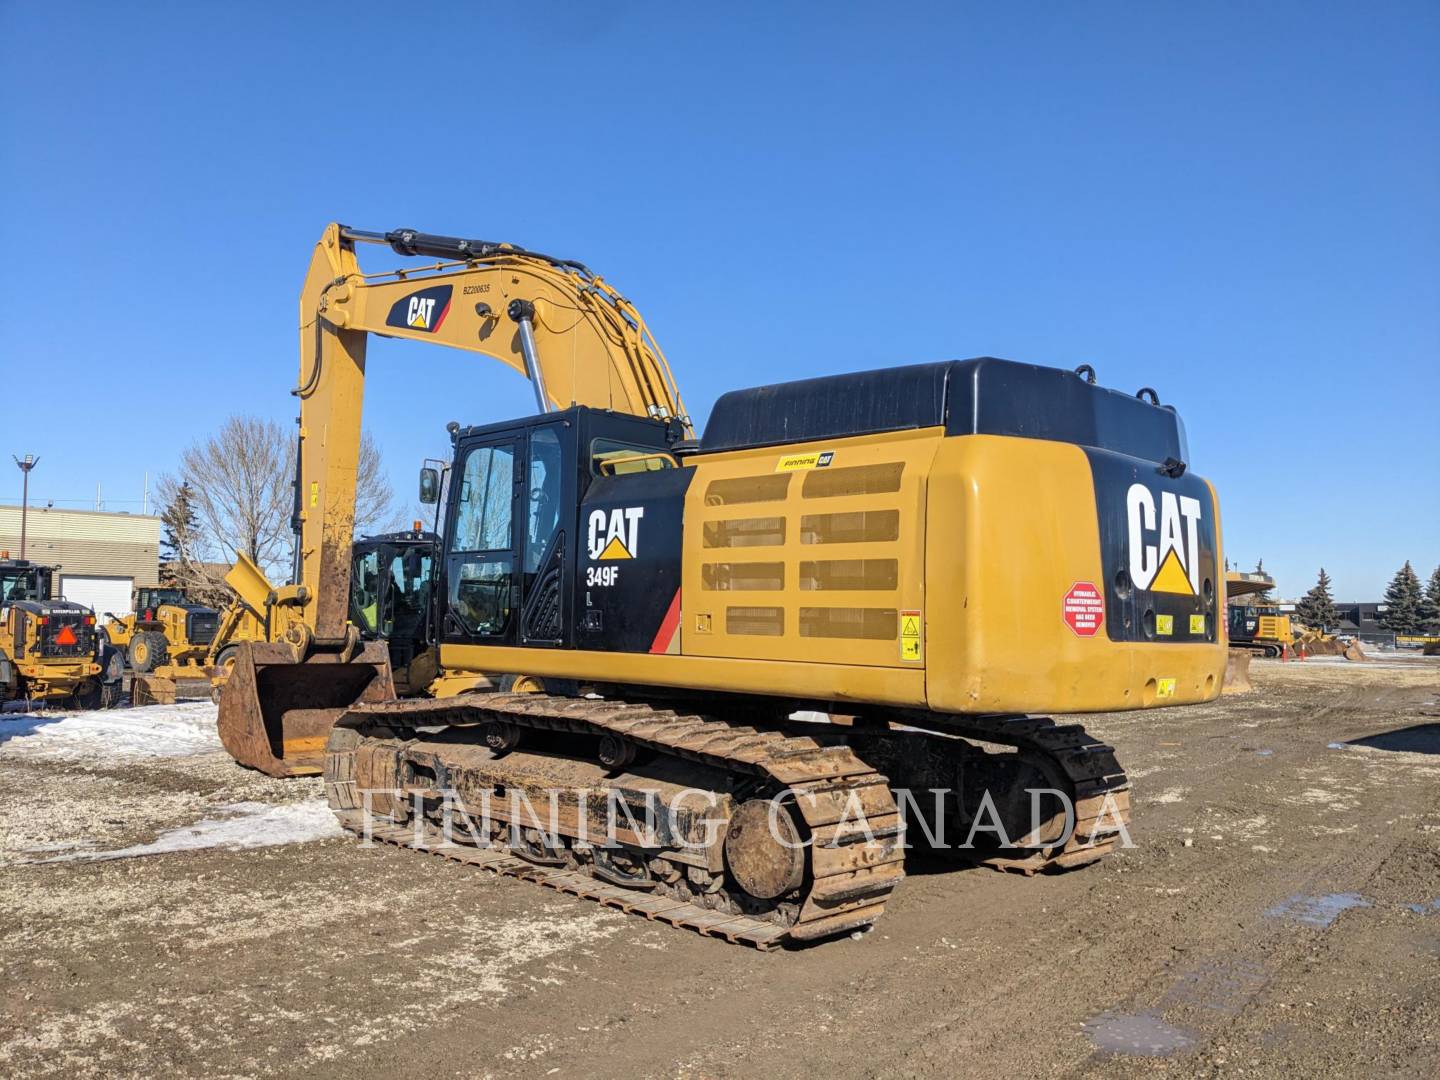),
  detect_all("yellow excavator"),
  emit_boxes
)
[219,224,1227,947]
